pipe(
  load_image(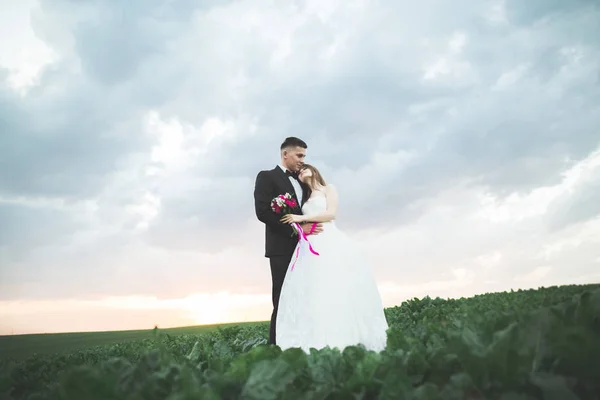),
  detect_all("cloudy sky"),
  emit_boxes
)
[1,0,599,335]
